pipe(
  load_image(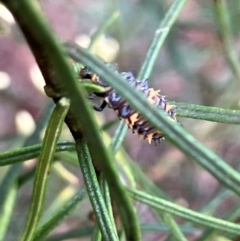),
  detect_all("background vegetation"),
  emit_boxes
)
[0,0,240,240]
